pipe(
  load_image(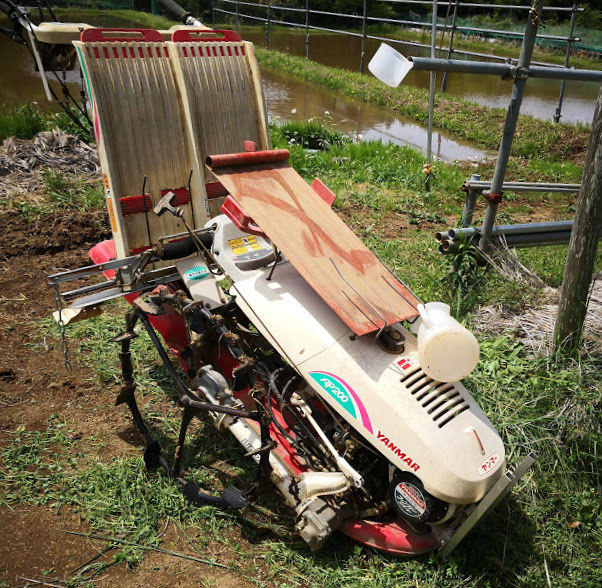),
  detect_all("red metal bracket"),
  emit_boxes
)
[81,28,164,43]
[221,196,267,238]
[171,29,242,43]
[311,178,336,207]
